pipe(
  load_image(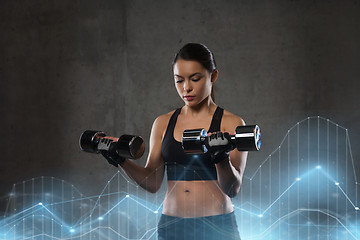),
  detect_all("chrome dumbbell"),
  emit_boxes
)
[182,125,261,154]
[79,130,145,159]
